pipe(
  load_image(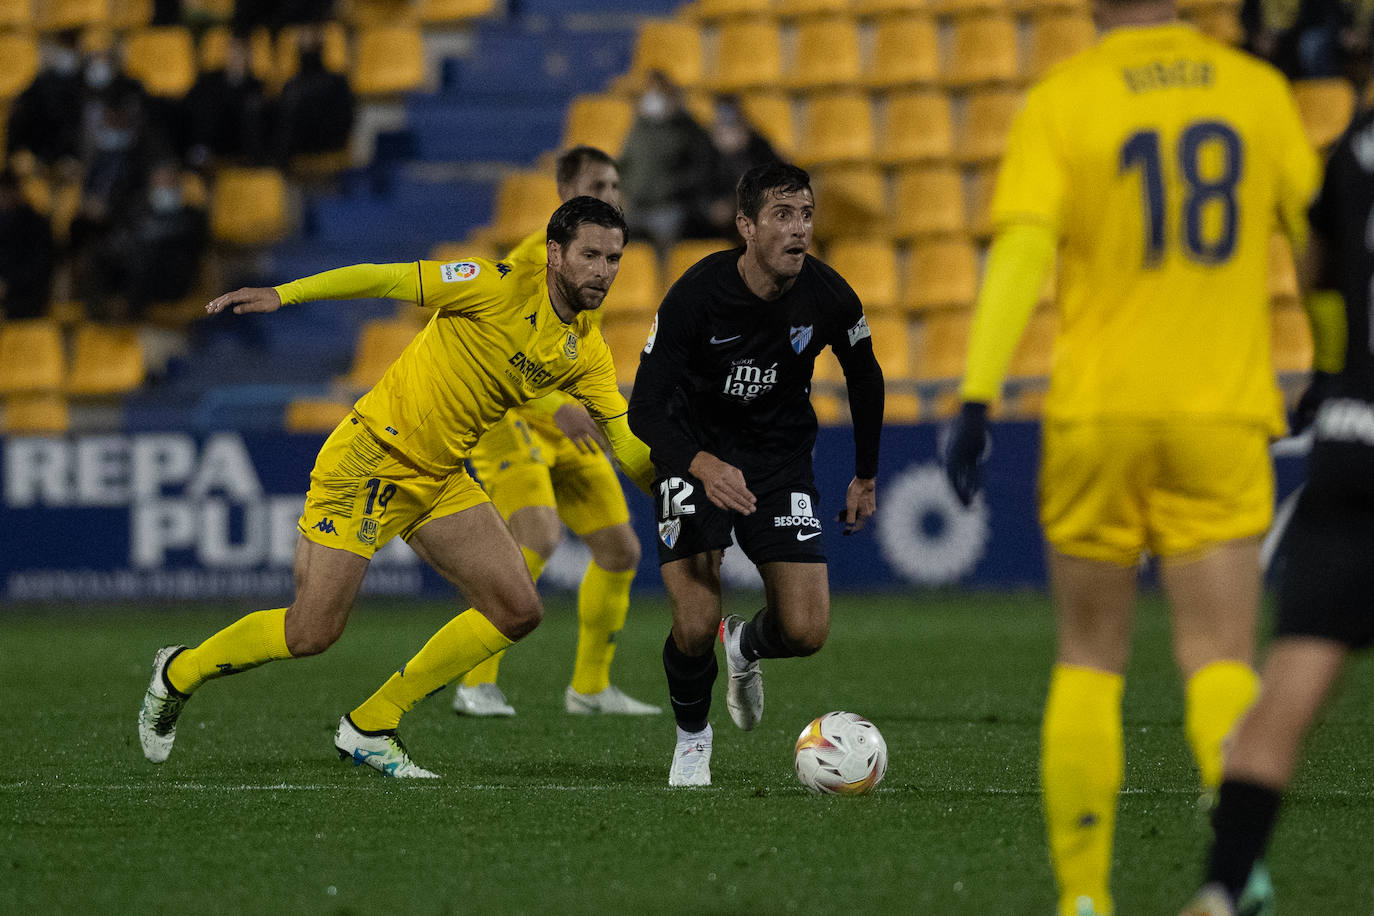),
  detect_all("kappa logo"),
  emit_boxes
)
[789,325,813,354]
[495,262,512,278]
[313,518,338,535]
[659,518,681,549]
[440,261,481,283]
